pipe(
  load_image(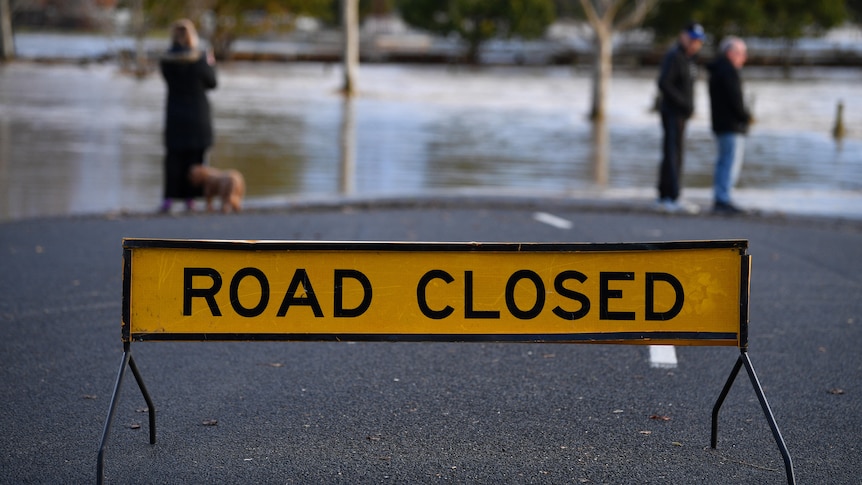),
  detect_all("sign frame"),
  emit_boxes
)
[98,239,794,485]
